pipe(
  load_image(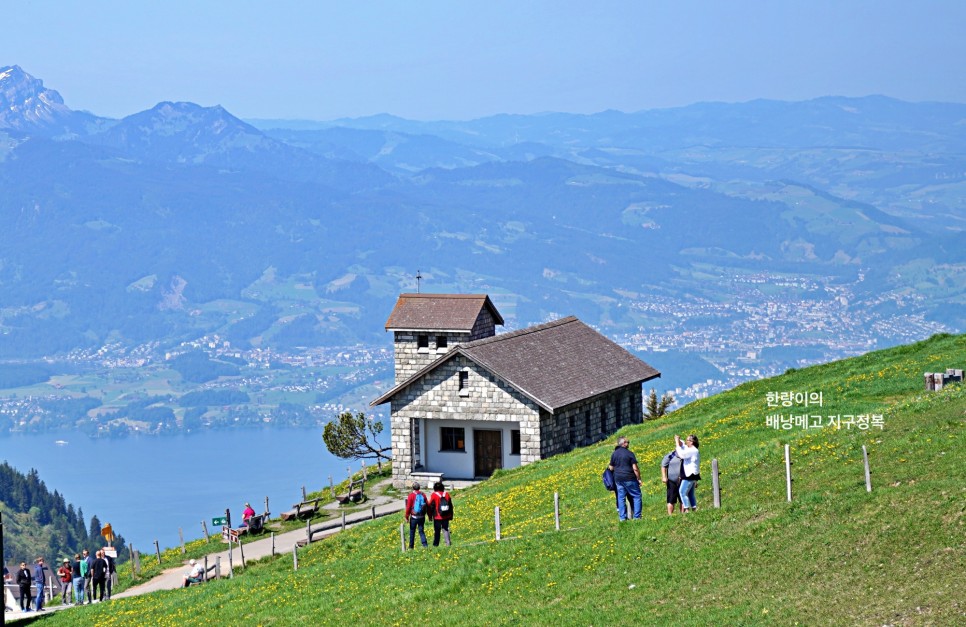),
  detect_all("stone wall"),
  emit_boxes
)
[538,384,643,459]
[390,354,541,486]
[470,308,498,340]
[392,330,471,384]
